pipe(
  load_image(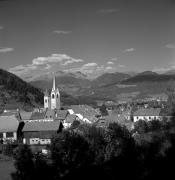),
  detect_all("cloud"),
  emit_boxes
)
[61,59,83,66]
[0,26,4,30]
[53,30,71,35]
[123,48,136,53]
[107,61,114,65]
[153,67,170,73]
[32,54,84,66]
[0,47,14,53]
[9,53,84,77]
[105,66,113,70]
[165,44,175,49]
[83,62,98,67]
[98,8,119,14]
[64,63,116,79]
[10,53,123,80]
